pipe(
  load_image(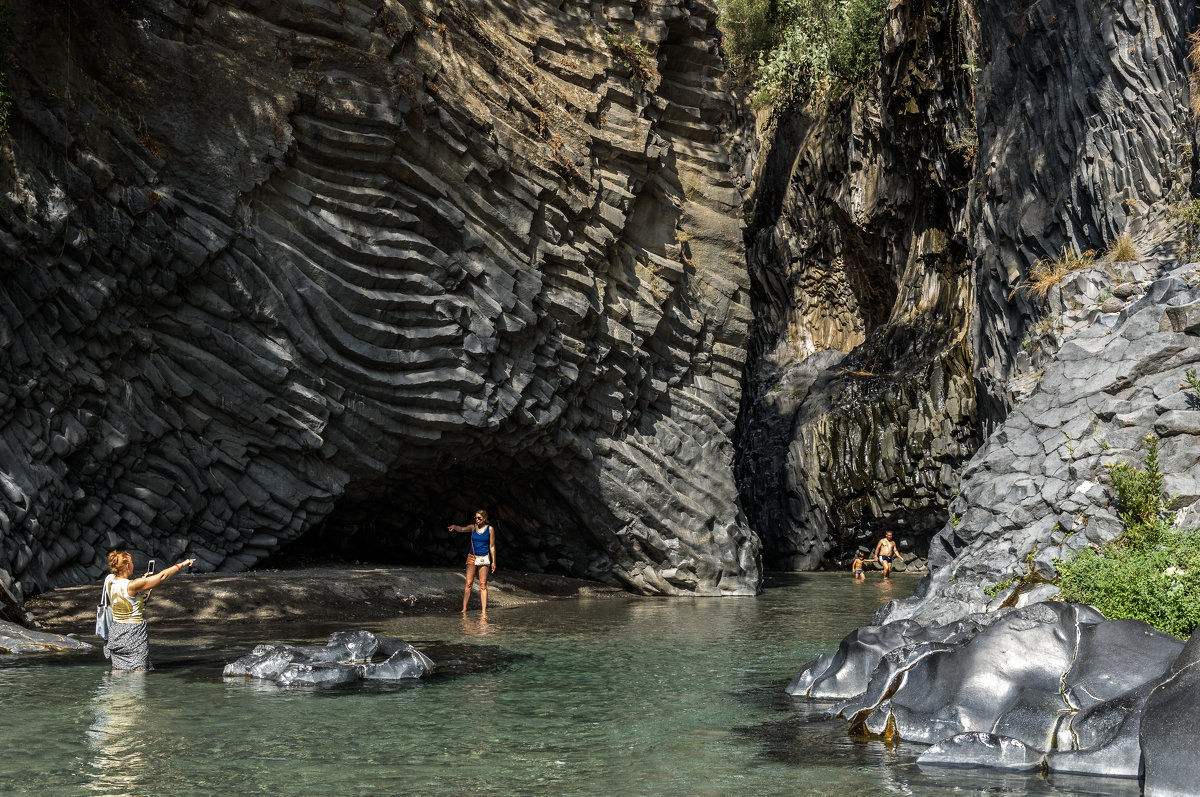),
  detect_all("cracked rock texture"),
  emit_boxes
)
[880,261,1200,627]
[0,0,759,602]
